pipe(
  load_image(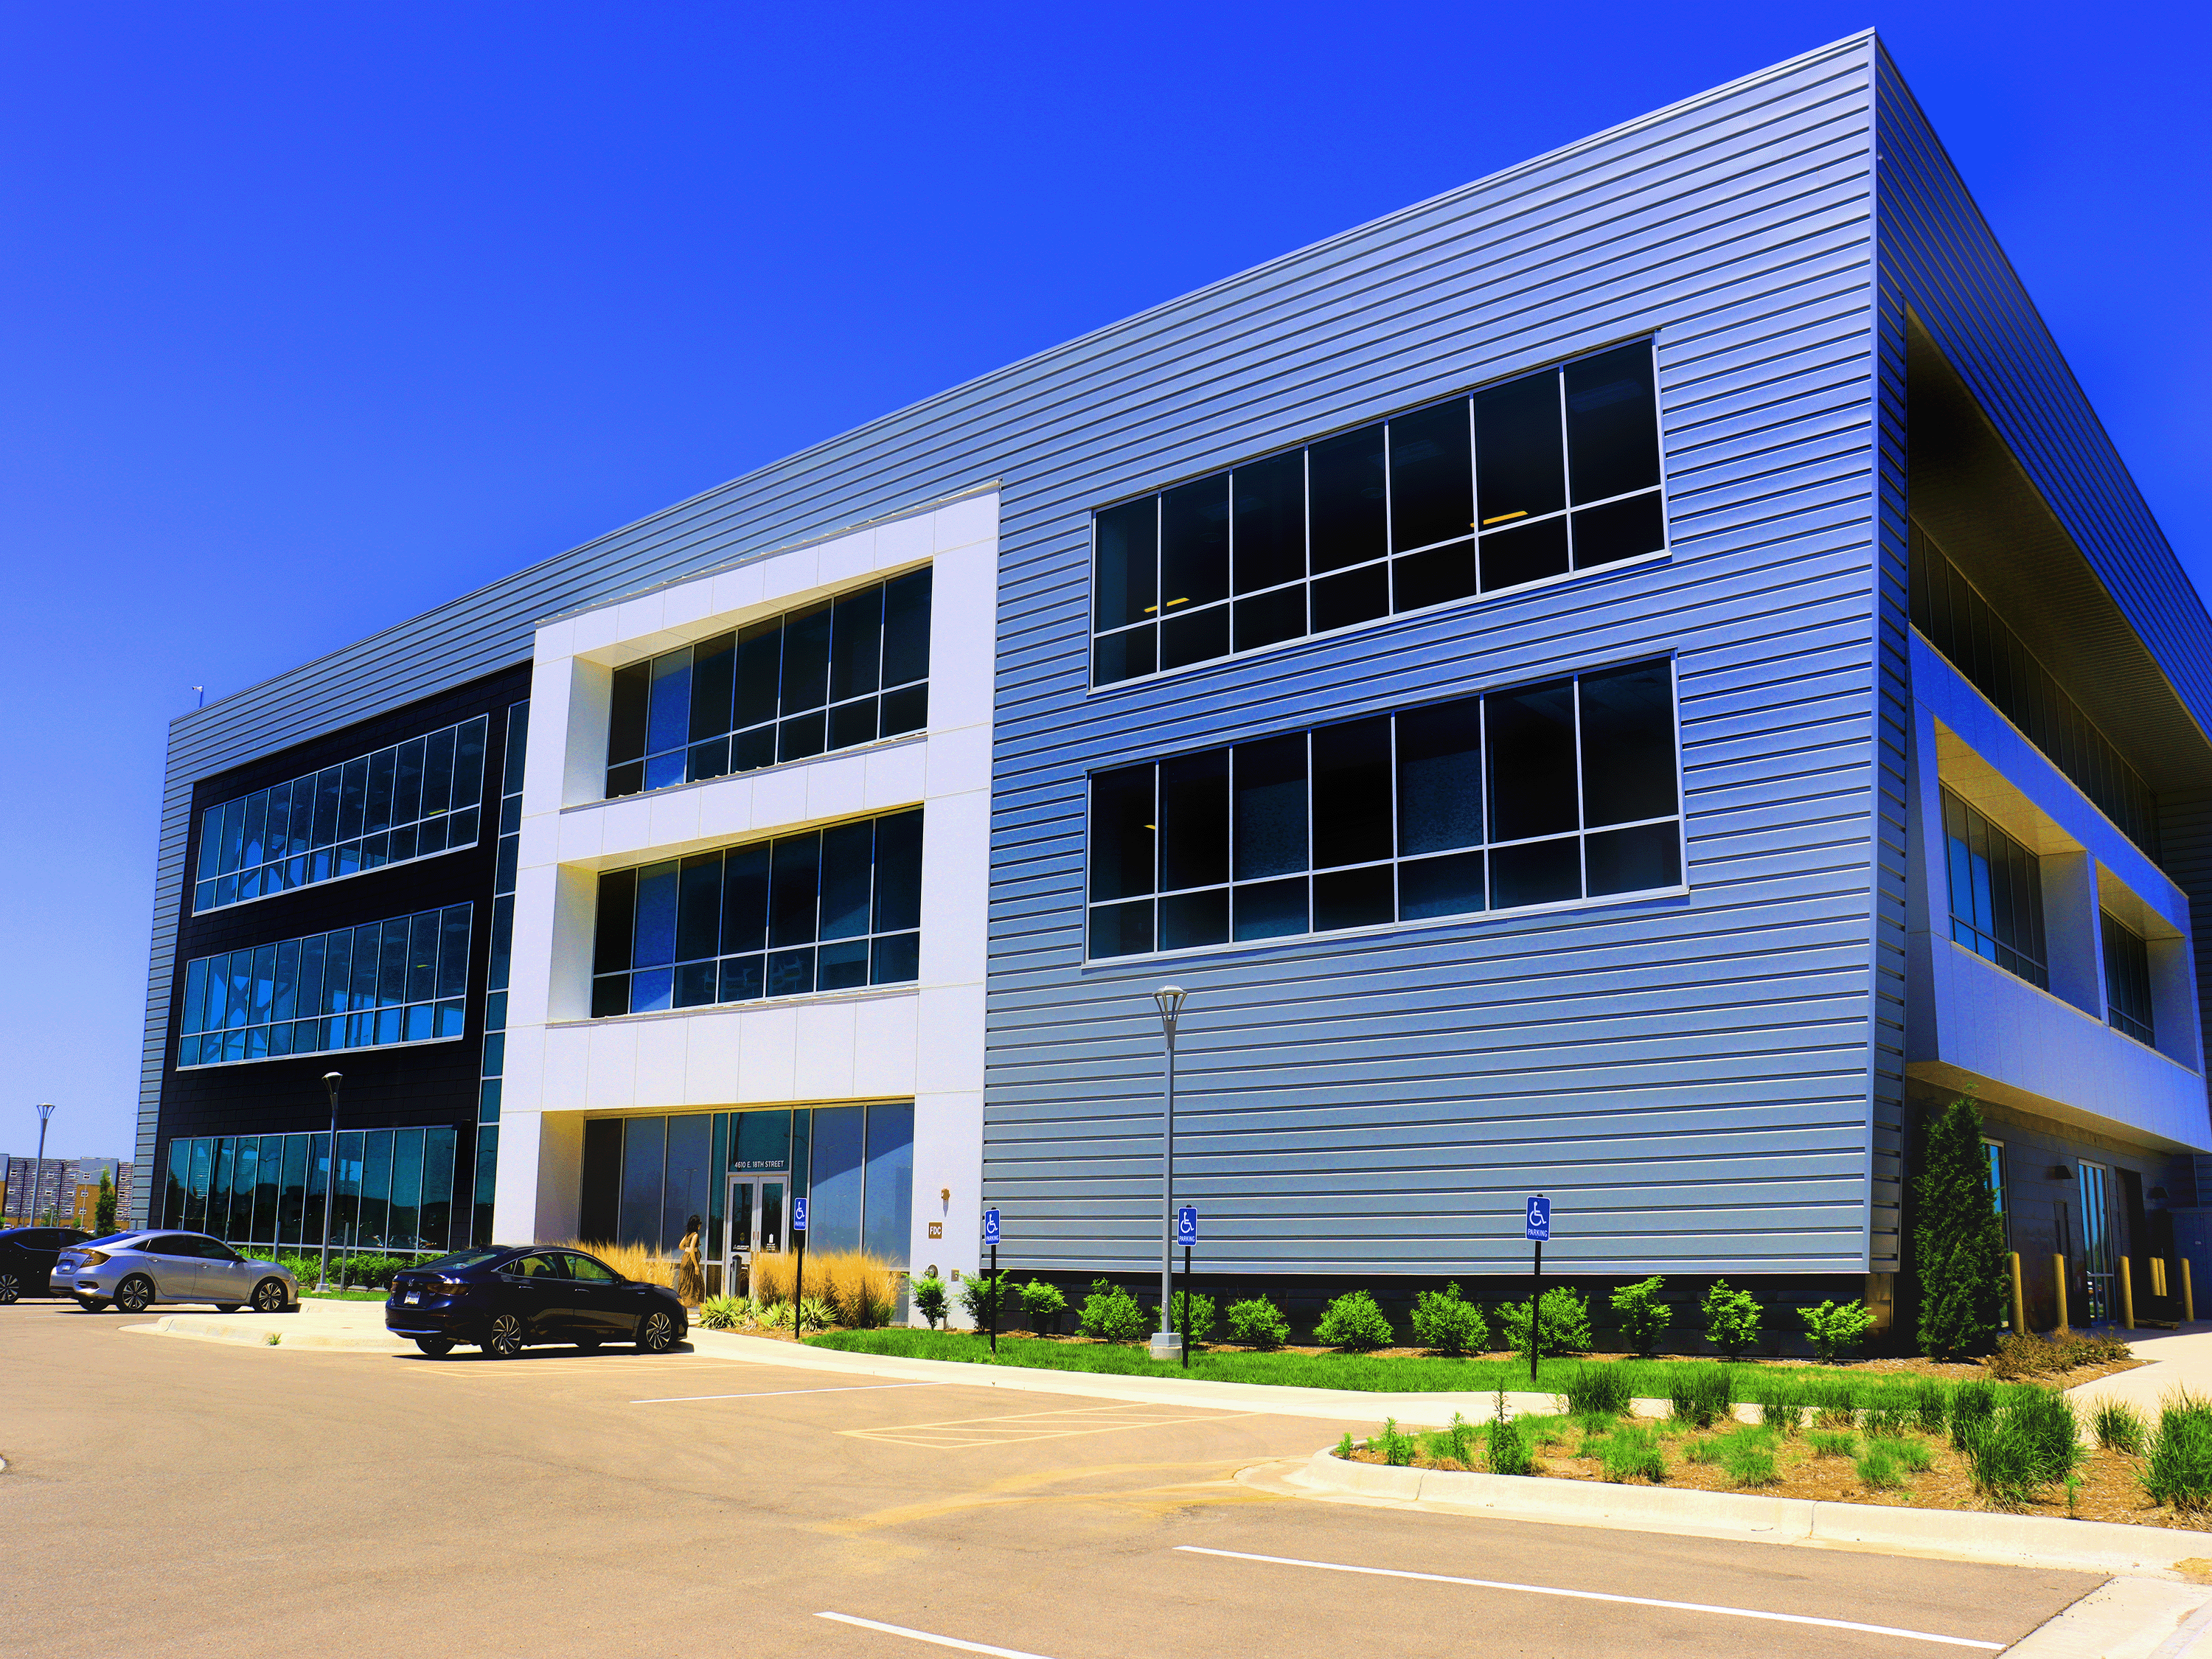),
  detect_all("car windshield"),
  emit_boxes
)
[415,1248,507,1272]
